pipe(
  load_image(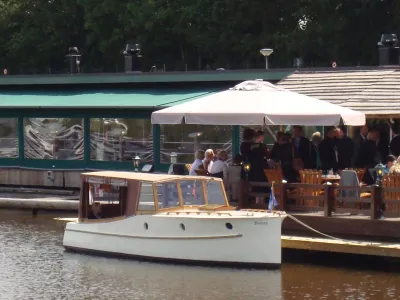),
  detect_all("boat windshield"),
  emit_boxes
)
[205,180,226,205]
[156,180,206,208]
[179,180,205,205]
